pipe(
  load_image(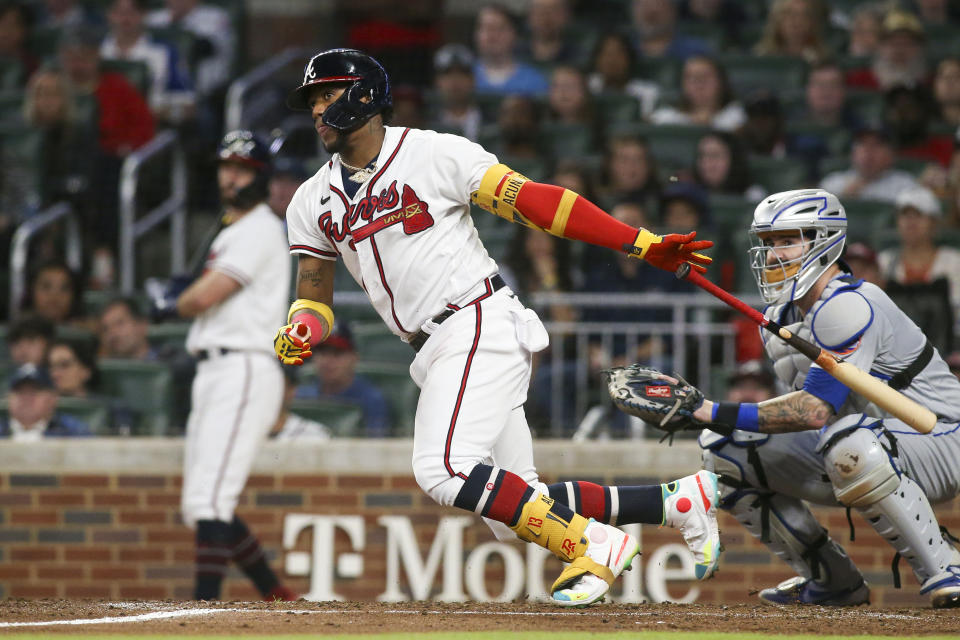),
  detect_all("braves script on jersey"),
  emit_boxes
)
[286,126,500,338]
